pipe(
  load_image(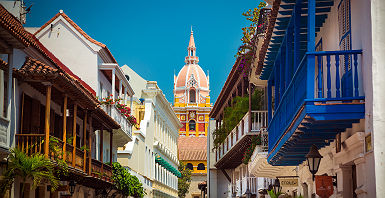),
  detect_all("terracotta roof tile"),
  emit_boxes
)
[13,57,120,129]
[0,58,8,70]
[0,5,97,96]
[0,4,35,47]
[178,137,207,161]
